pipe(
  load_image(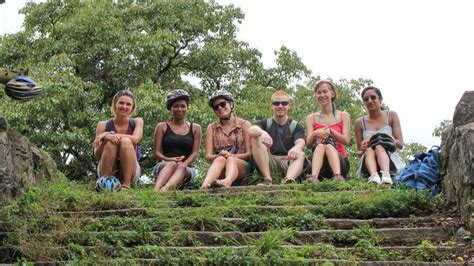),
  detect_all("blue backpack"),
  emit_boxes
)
[395,146,442,196]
